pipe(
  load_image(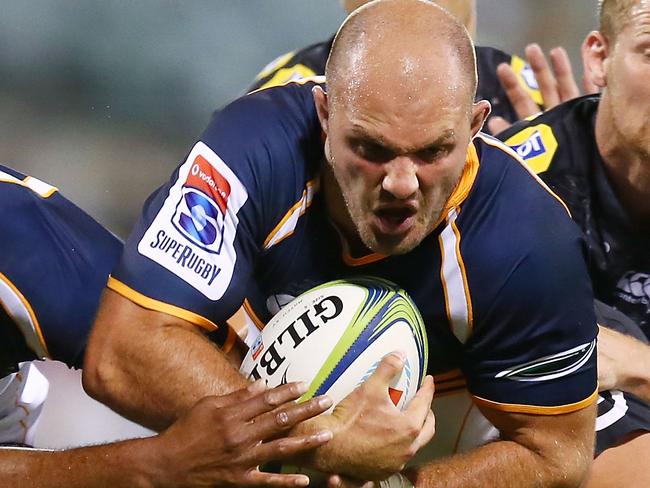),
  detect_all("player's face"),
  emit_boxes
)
[603,2,650,155]
[315,84,486,256]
